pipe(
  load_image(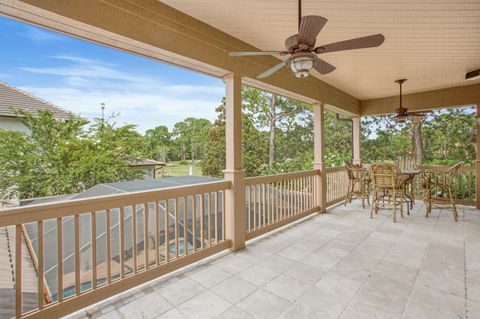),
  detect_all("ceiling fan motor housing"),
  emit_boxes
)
[287,53,317,78]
